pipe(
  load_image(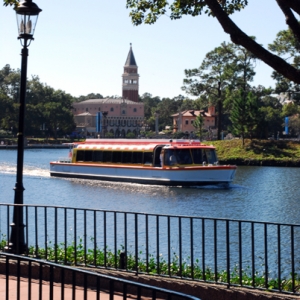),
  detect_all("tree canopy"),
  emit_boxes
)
[0,65,76,137]
[126,0,300,84]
